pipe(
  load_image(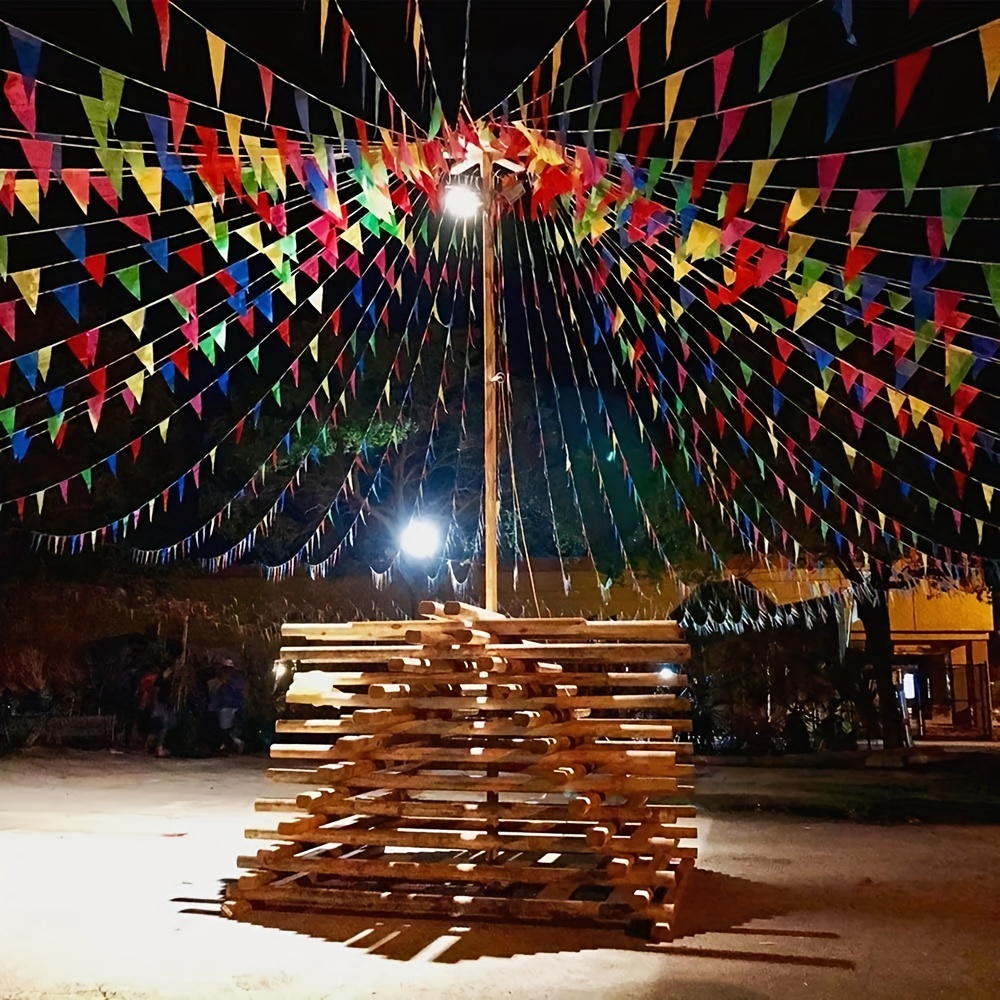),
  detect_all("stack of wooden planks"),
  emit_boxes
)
[224,601,696,941]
